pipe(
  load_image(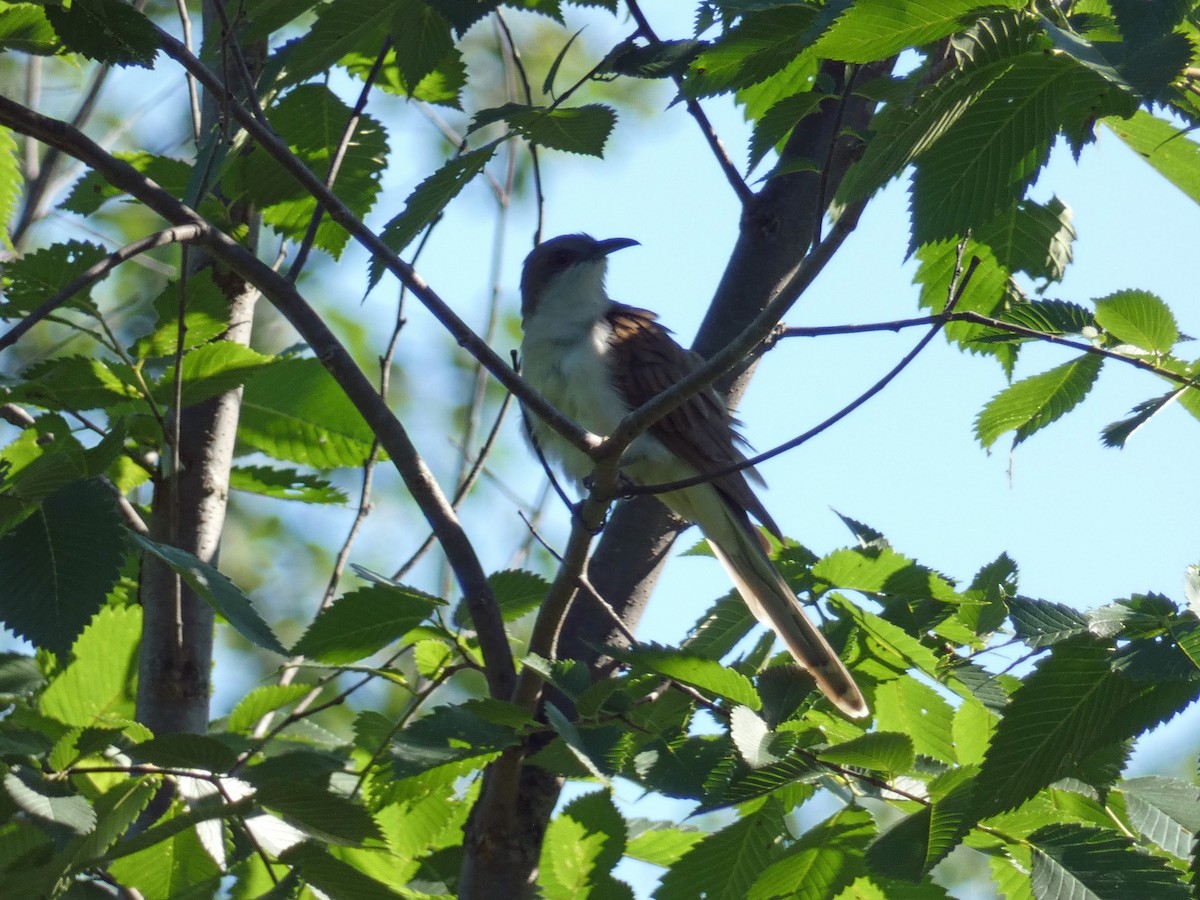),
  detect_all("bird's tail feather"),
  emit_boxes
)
[707,520,868,719]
